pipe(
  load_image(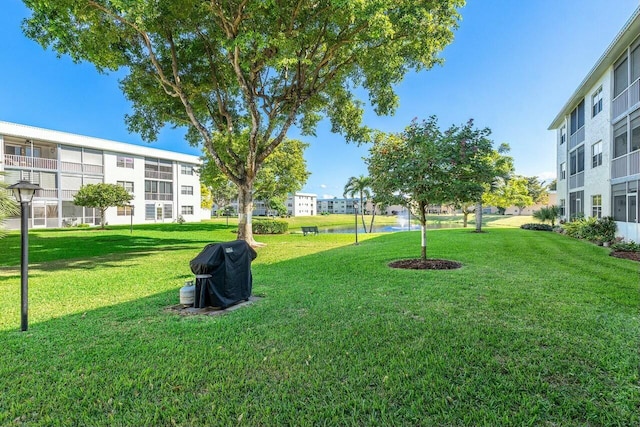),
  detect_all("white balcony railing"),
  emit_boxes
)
[34,189,58,199]
[145,170,173,180]
[569,127,585,150]
[612,78,640,122]
[4,154,58,170]
[611,150,640,179]
[59,161,103,175]
[568,172,584,189]
[630,150,640,175]
[145,193,173,201]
